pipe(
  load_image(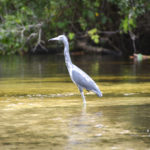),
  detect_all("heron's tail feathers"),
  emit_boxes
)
[93,89,103,97]
[97,90,103,97]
